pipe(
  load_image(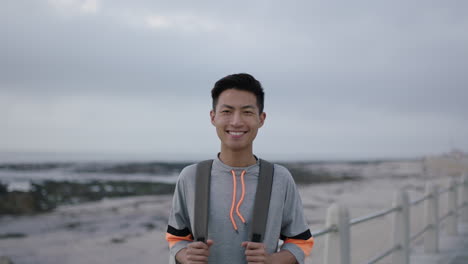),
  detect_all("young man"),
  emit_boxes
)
[166,73,314,264]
